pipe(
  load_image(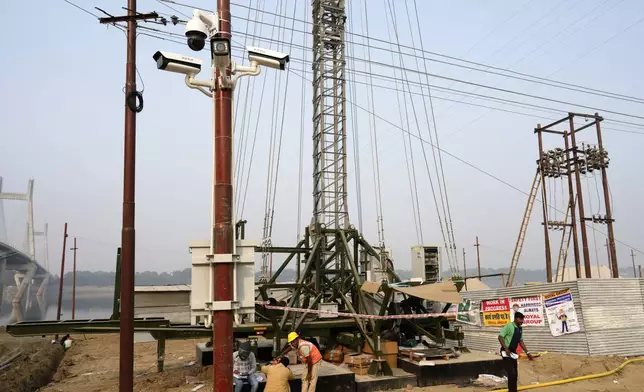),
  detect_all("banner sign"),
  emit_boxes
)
[482,298,511,326]
[543,289,580,336]
[509,296,545,326]
[455,300,480,326]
